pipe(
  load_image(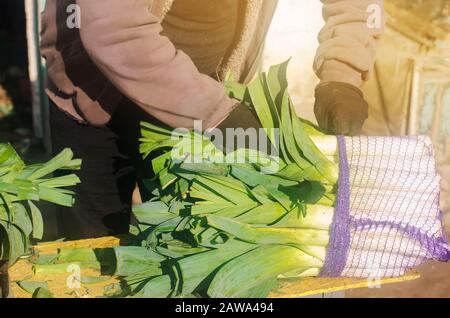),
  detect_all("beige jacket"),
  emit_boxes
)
[153,0,384,86]
[41,0,384,128]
